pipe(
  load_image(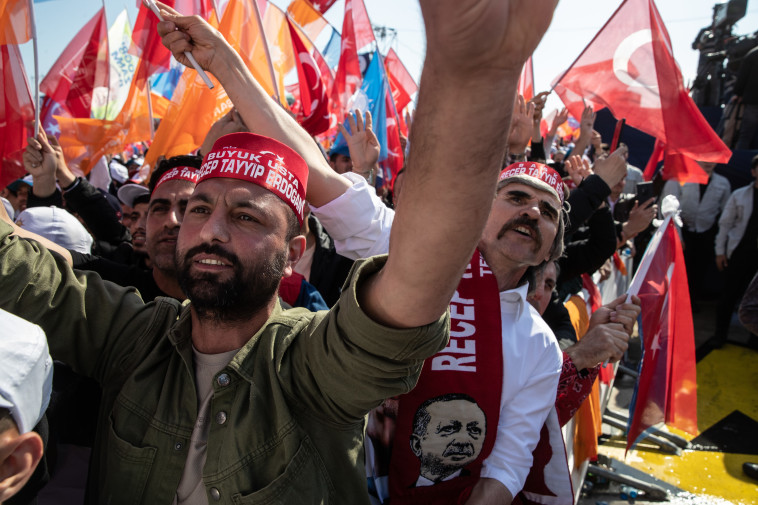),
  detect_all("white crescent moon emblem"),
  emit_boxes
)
[612,29,661,108]
[299,53,321,92]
